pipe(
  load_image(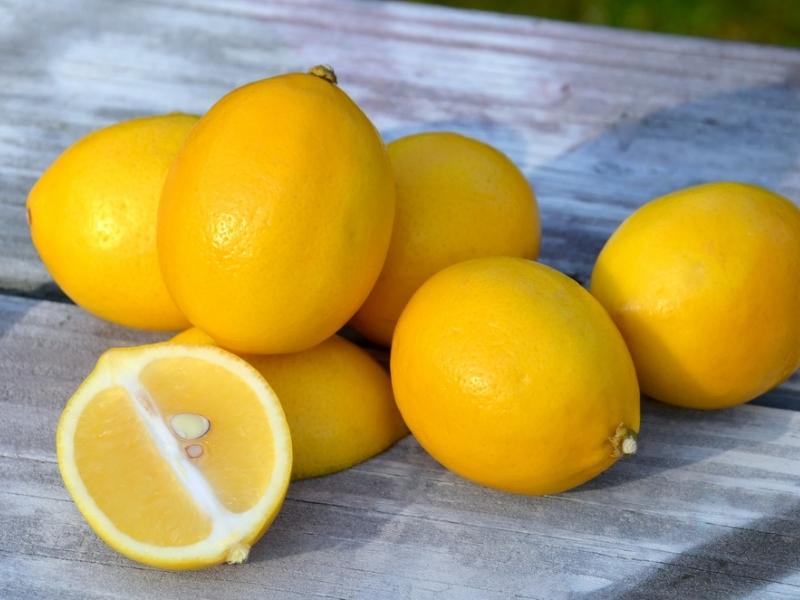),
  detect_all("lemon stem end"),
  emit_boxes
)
[610,423,638,458]
[308,64,337,85]
[226,543,250,564]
